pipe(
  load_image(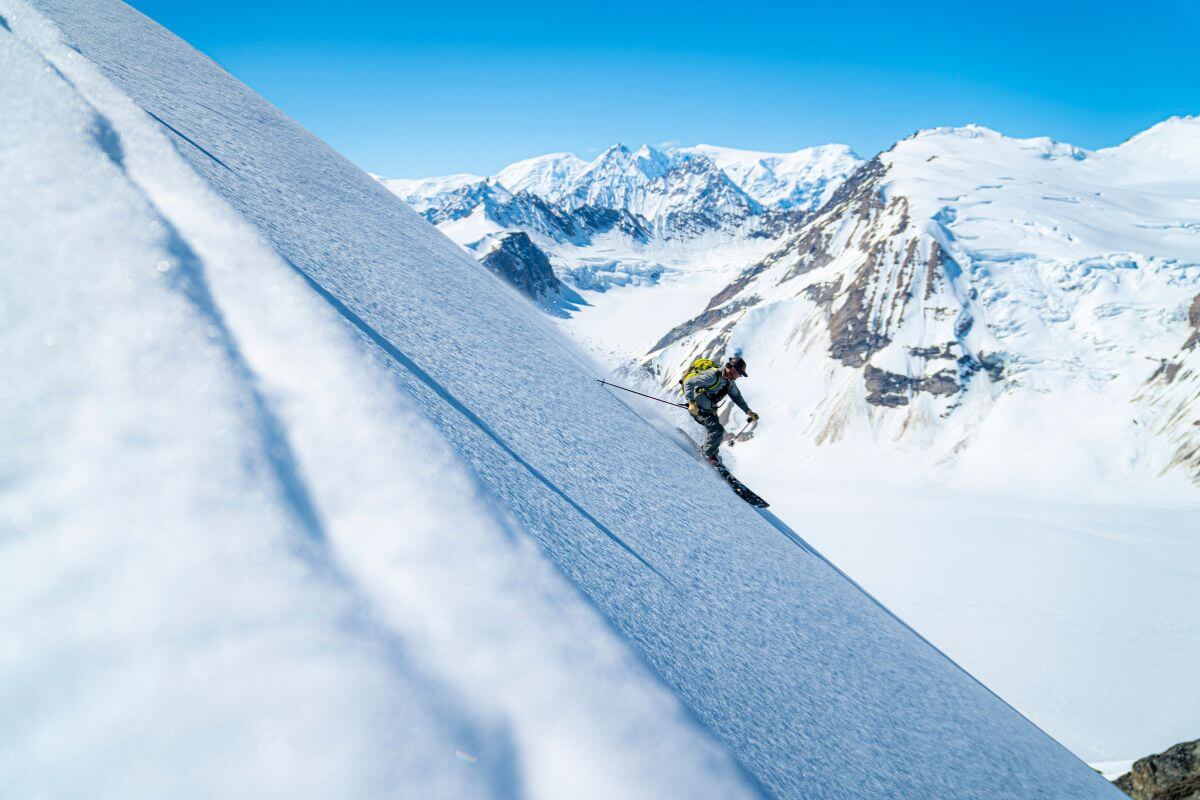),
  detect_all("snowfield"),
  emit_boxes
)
[2,0,1125,798]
